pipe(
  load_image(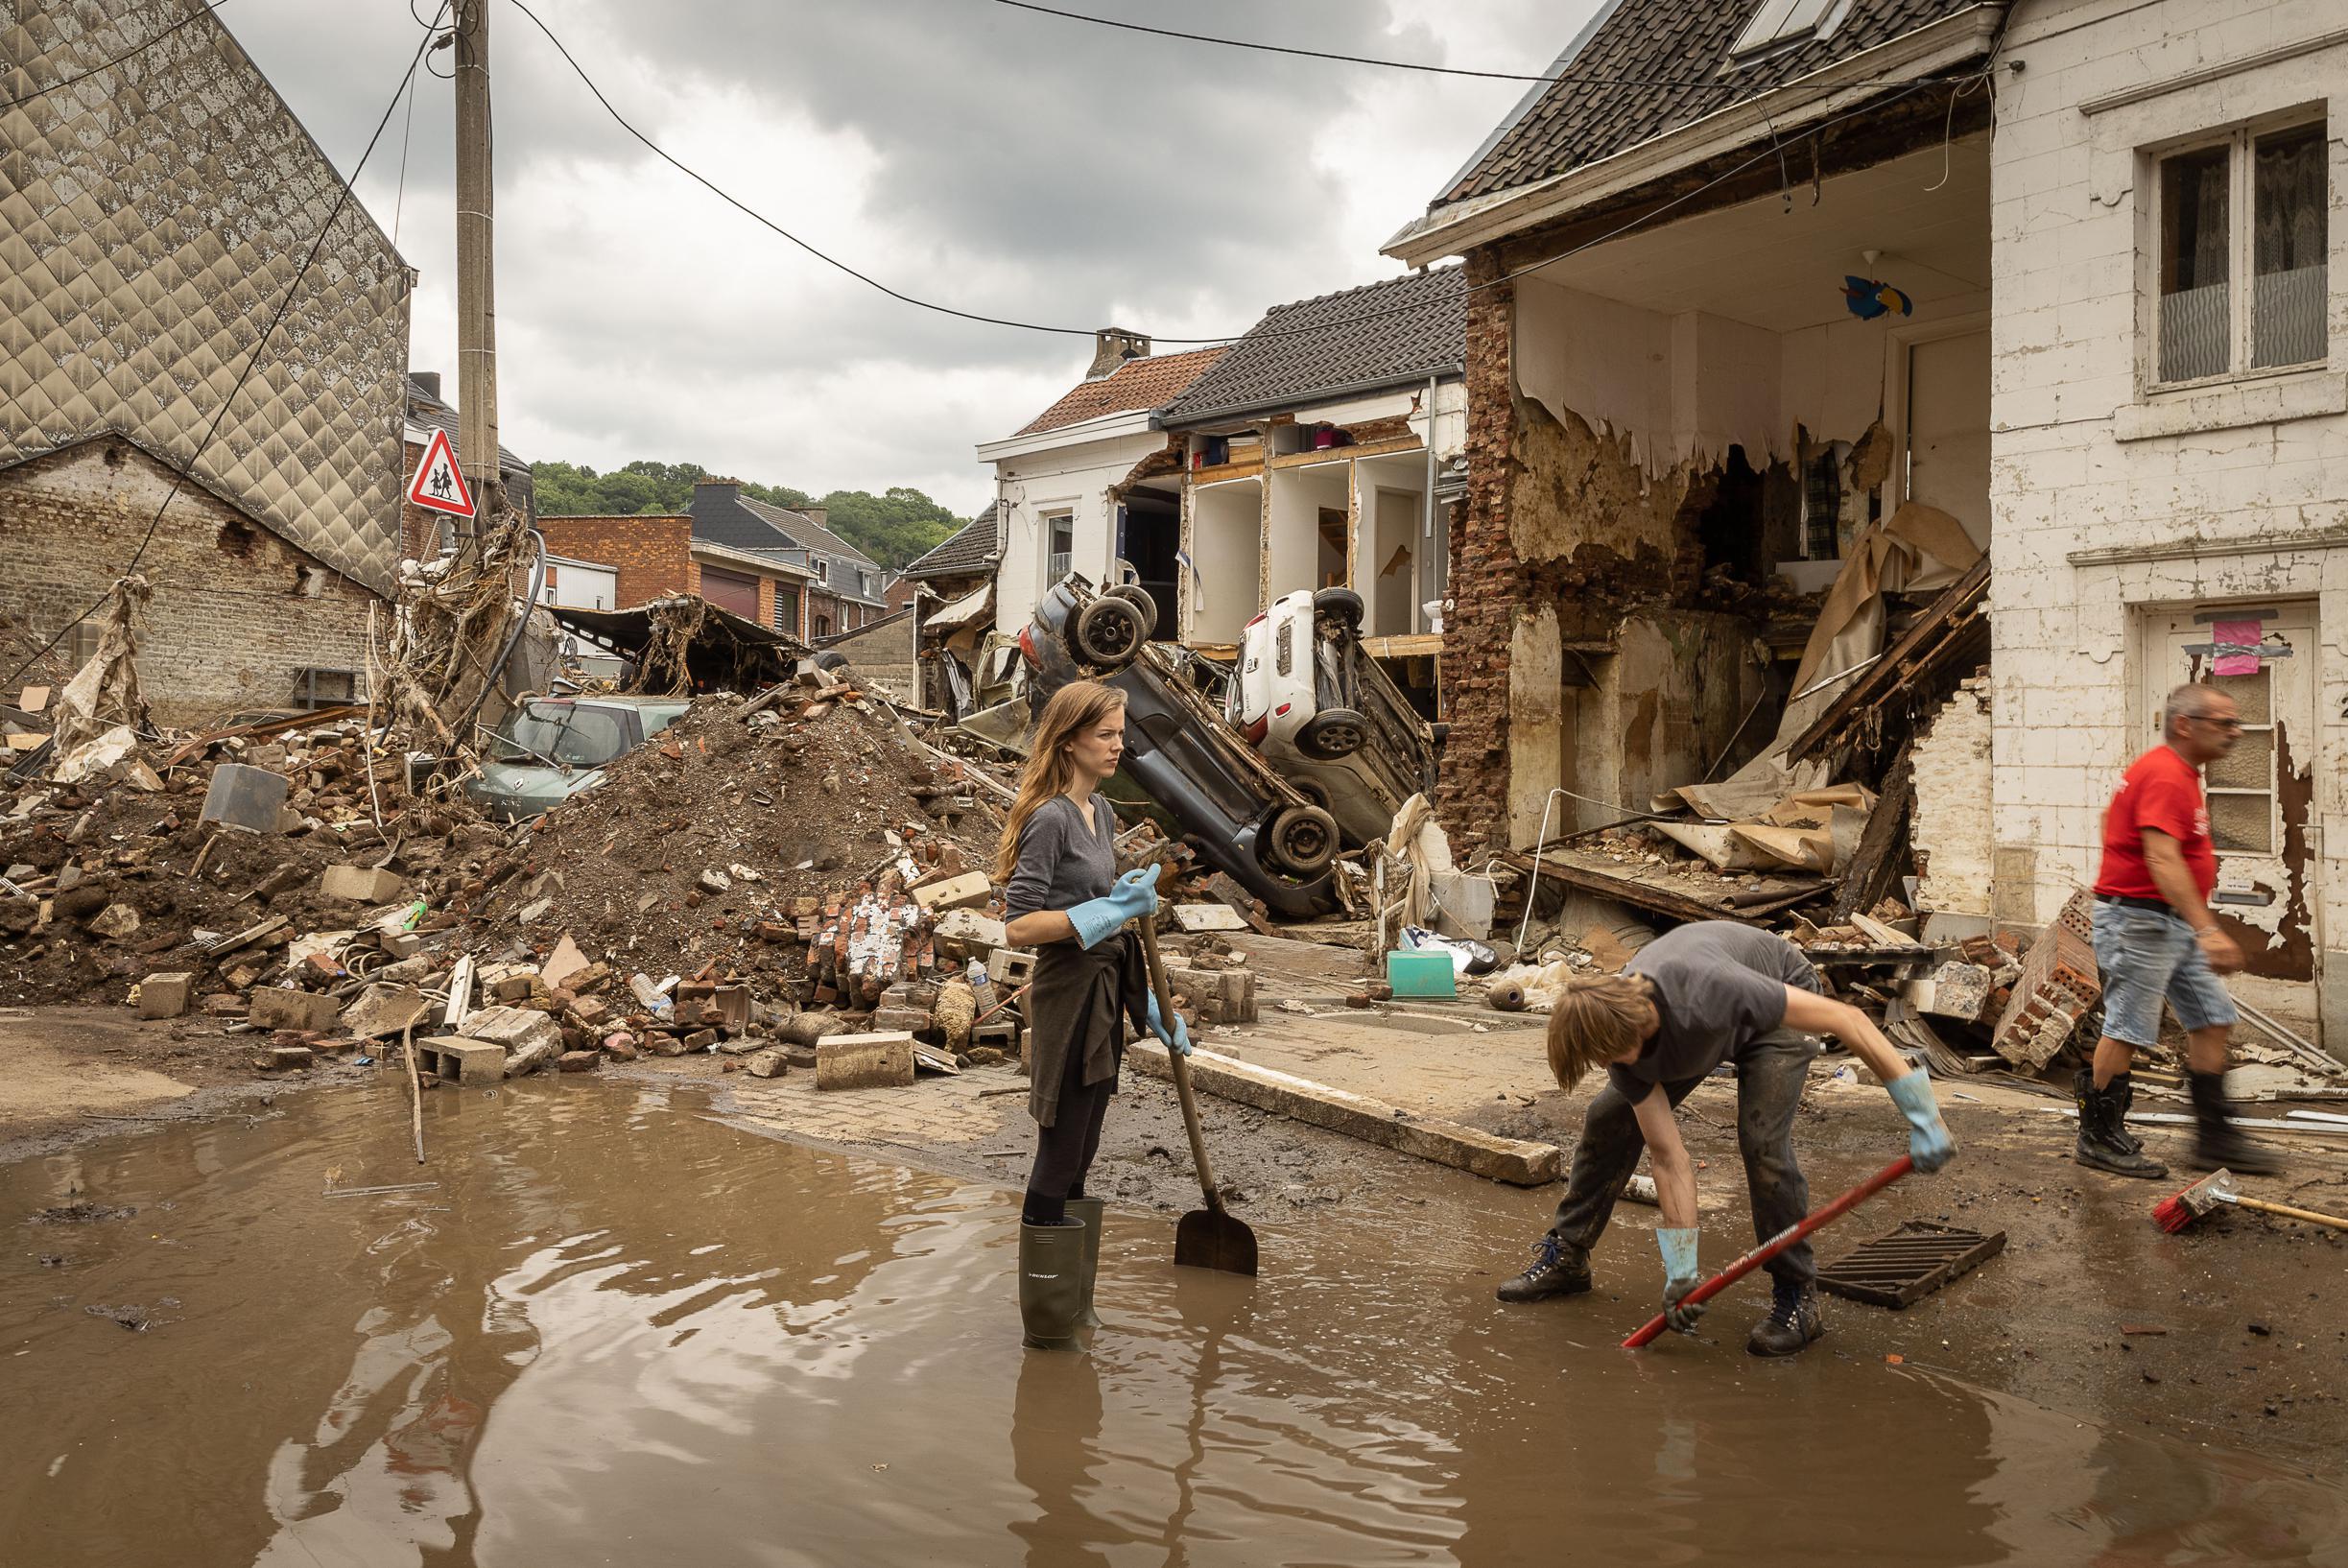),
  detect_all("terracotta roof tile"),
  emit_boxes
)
[1013,346,1226,437]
